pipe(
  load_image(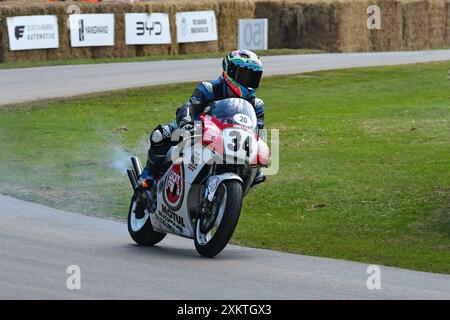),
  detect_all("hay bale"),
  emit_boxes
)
[335,0,368,53]
[217,0,255,52]
[255,0,448,52]
[287,1,340,51]
[368,0,403,51]
[254,0,286,49]
[340,0,449,52]
[0,11,4,62]
[255,0,343,52]
[401,0,430,50]
[0,7,6,62]
[427,0,447,49]
[446,0,450,45]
